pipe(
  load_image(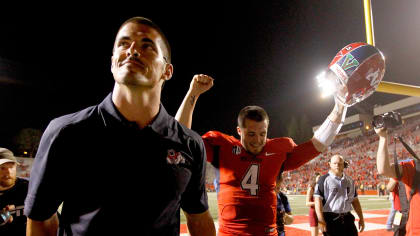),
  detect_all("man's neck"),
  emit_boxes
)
[112,84,161,129]
[330,170,343,178]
